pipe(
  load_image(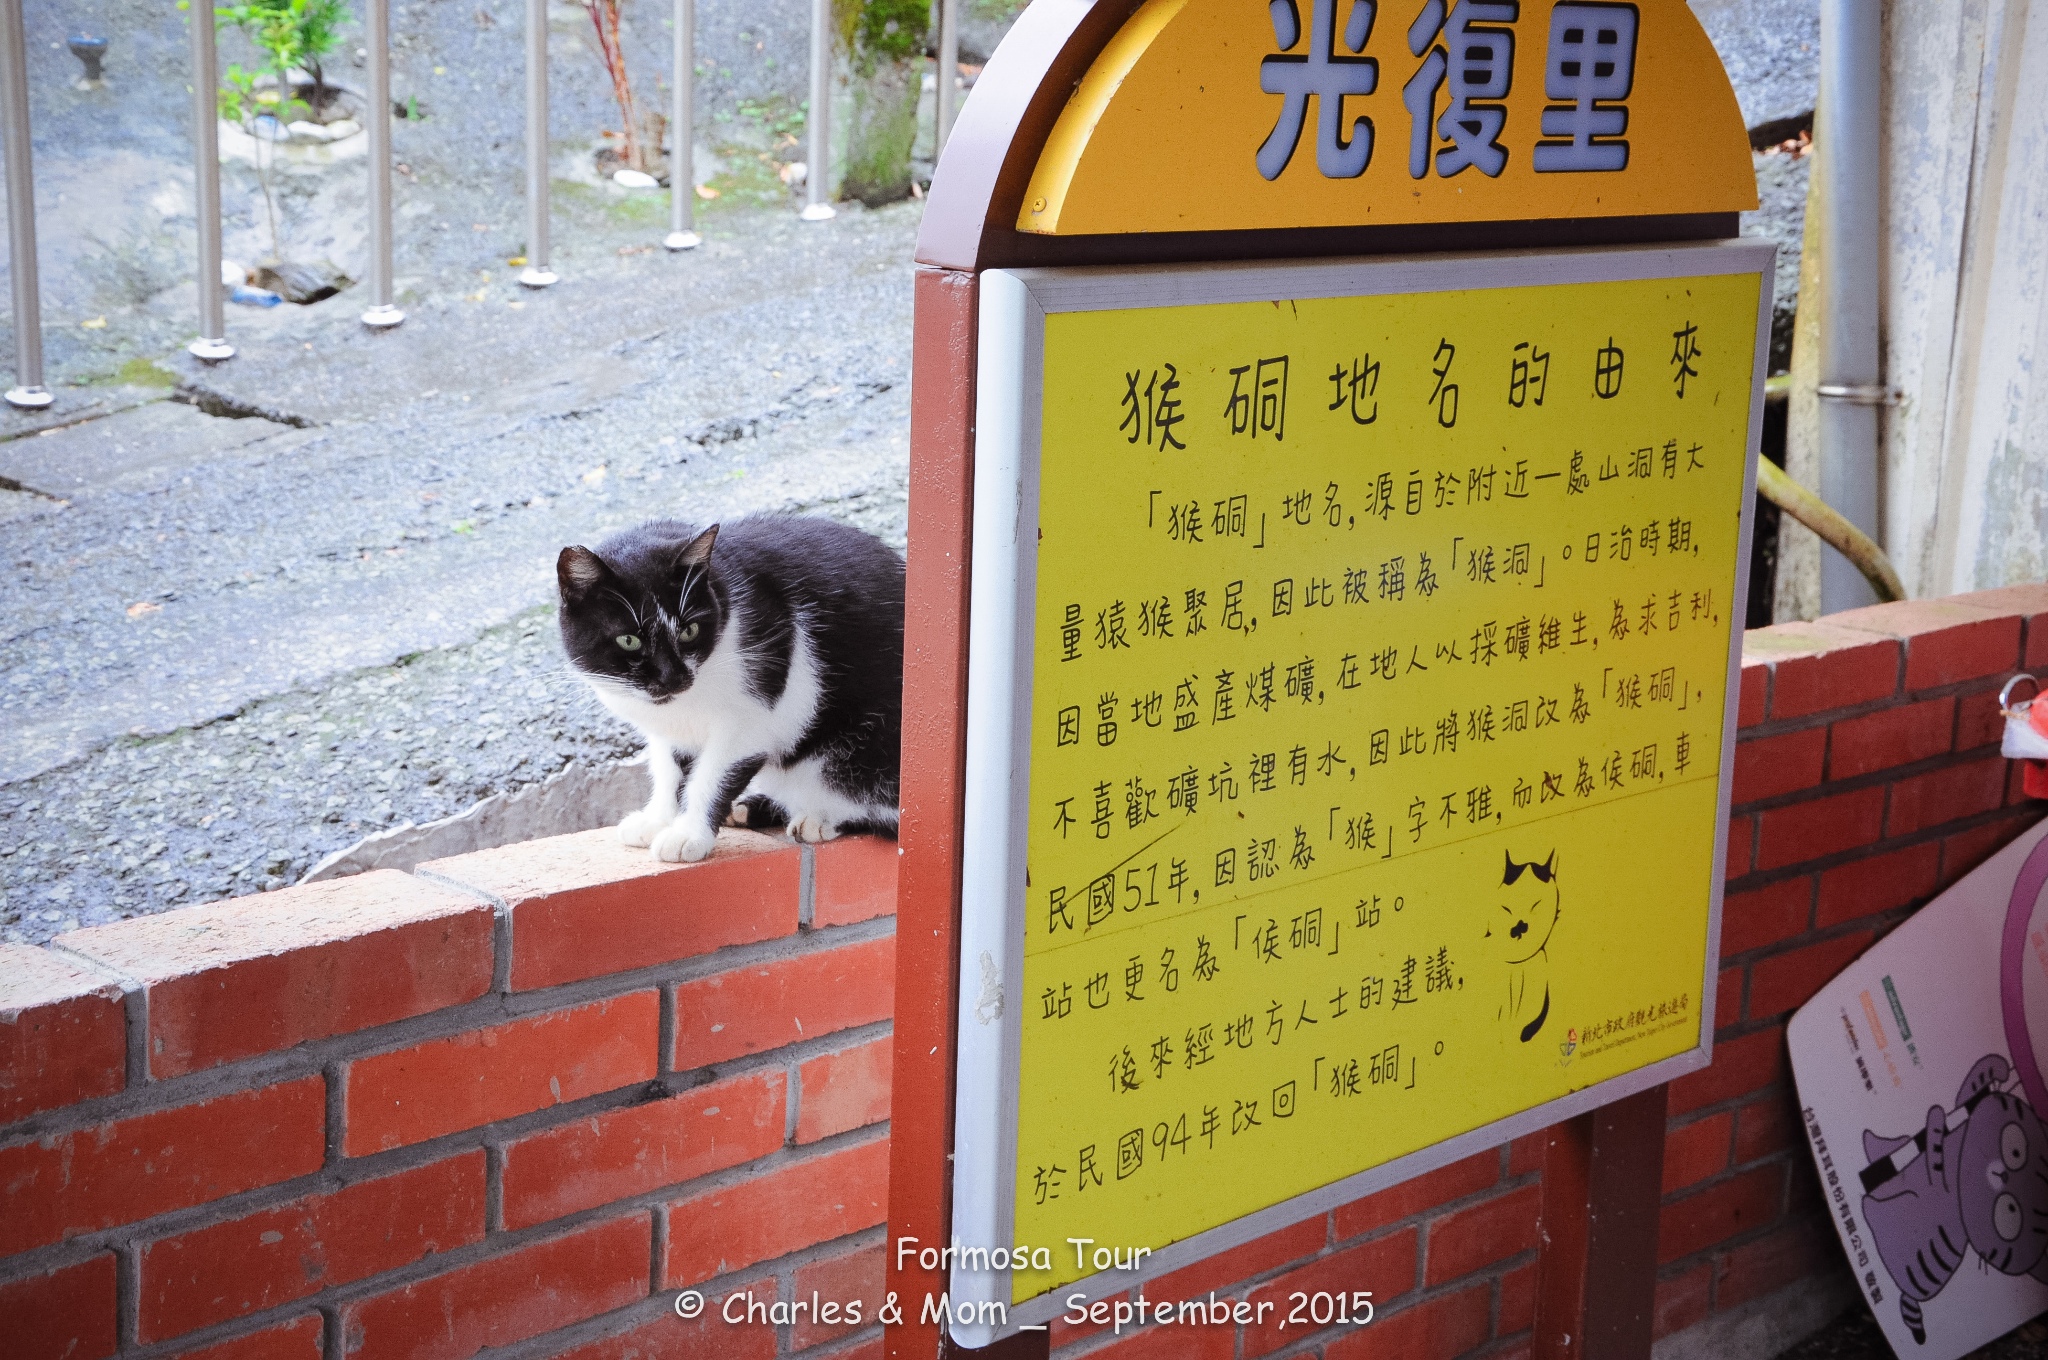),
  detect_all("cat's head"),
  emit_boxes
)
[556,523,724,703]
[1485,850,1559,965]
[1957,1088,2048,1276]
